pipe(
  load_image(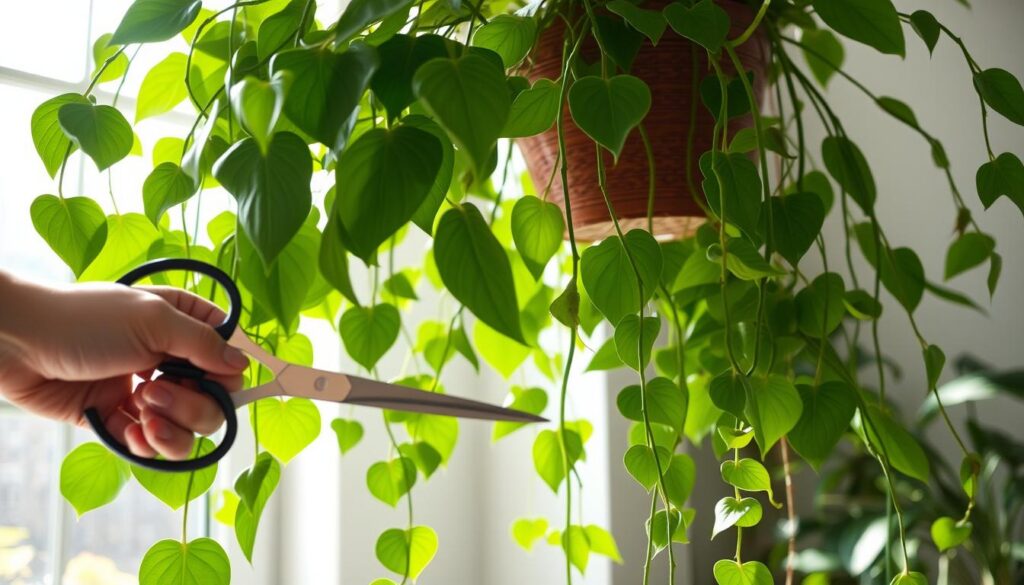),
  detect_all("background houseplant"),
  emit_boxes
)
[23,0,1023,584]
